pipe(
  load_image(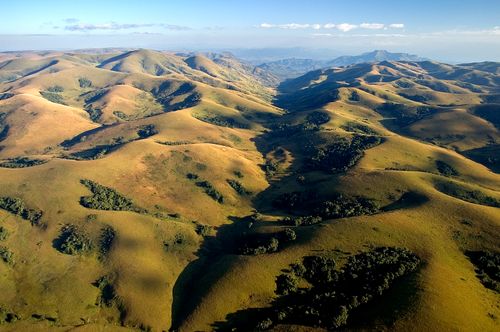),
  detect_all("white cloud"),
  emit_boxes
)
[281,23,312,29]
[259,23,320,29]
[63,22,190,31]
[259,22,405,32]
[337,23,357,32]
[259,23,274,28]
[360,23,385,30]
